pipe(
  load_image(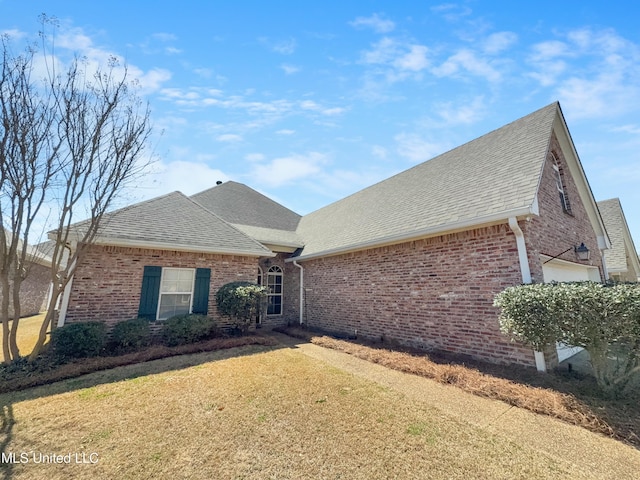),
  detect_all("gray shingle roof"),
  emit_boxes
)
[597,198,638,273]
[70,192,272,256]
[191,181,301,231]
[295,102,559,258]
